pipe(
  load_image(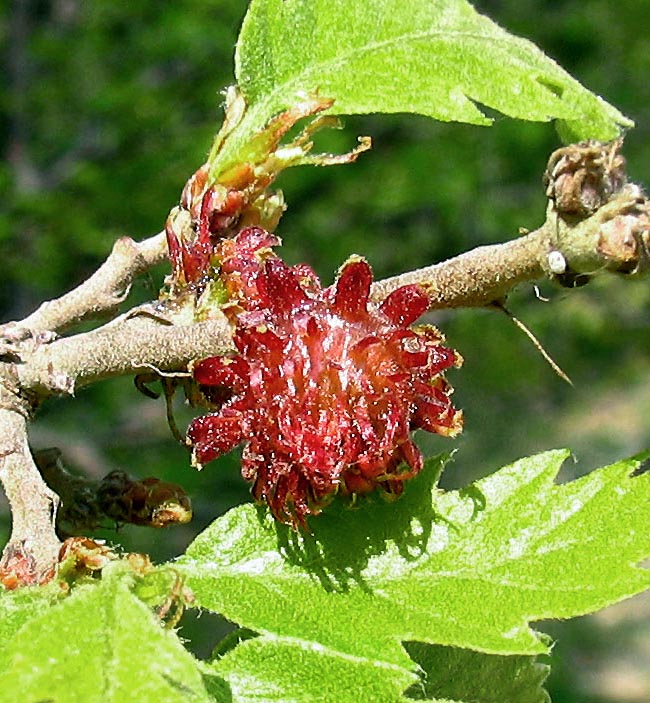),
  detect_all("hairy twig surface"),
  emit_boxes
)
[2,141,649,582]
